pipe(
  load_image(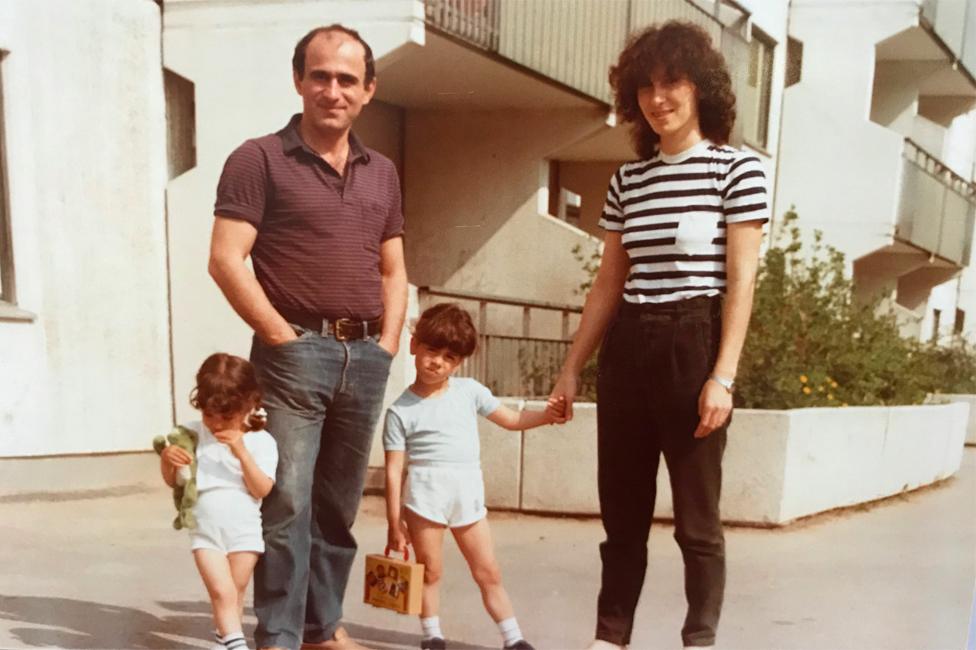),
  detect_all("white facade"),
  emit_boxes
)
[775,0,976,341]
[12,0,974,458]
[0,0,171,456]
